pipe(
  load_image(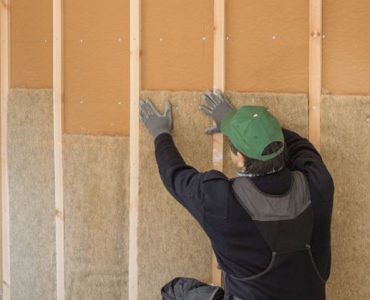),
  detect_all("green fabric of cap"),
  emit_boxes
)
[221,106,284,161]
